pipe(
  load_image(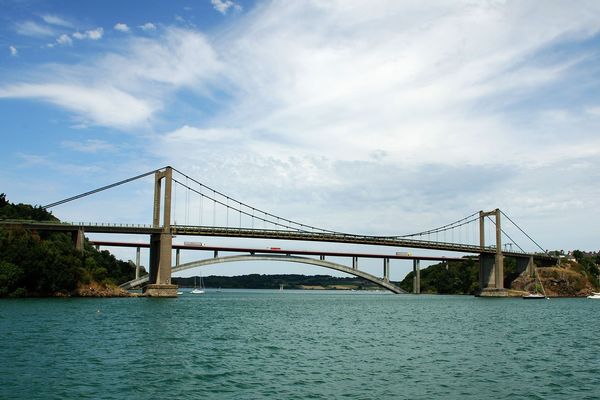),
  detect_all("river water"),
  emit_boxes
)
[1,290,599,399]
